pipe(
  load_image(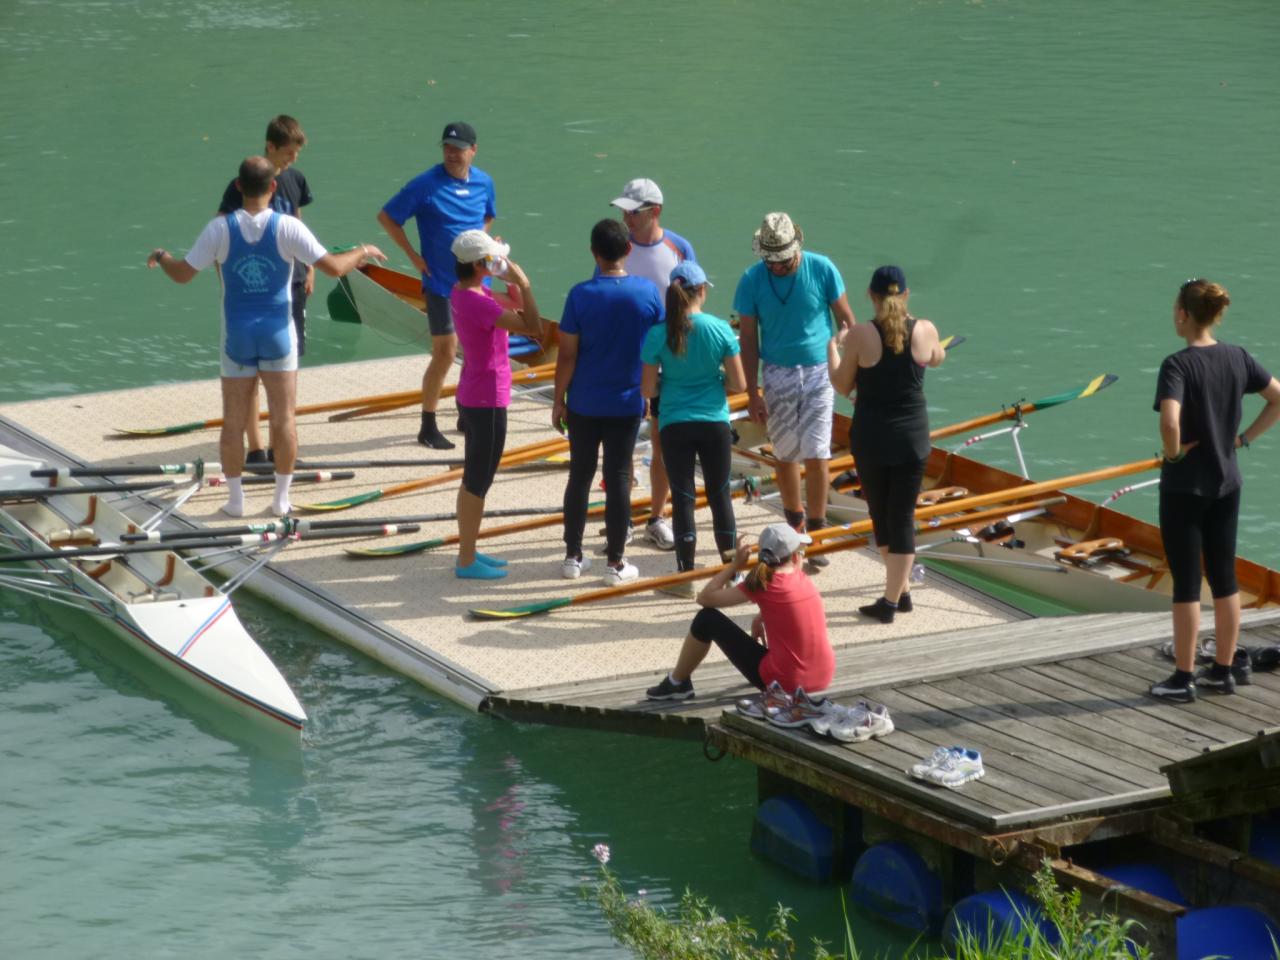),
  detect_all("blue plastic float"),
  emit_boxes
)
[1177,905,1280,959]
[849,841,944,933]
[750,795,833,882]
[1095,862,1189,906]
[942,888,1059,952]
